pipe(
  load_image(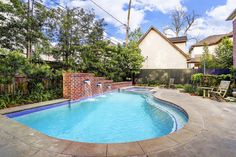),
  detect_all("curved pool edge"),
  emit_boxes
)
[0,87,205,157]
